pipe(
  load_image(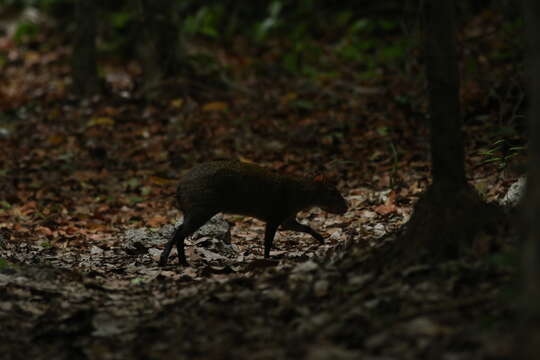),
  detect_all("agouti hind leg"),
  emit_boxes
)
[281,218,325,243]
